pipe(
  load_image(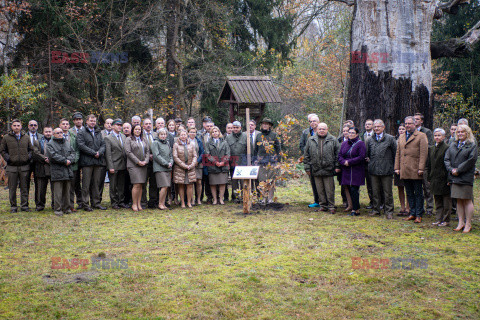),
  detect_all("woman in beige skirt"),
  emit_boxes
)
[205,127,230,205]
[172,130,197,208]
[444,124,478,233]
[125,125,149,211]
